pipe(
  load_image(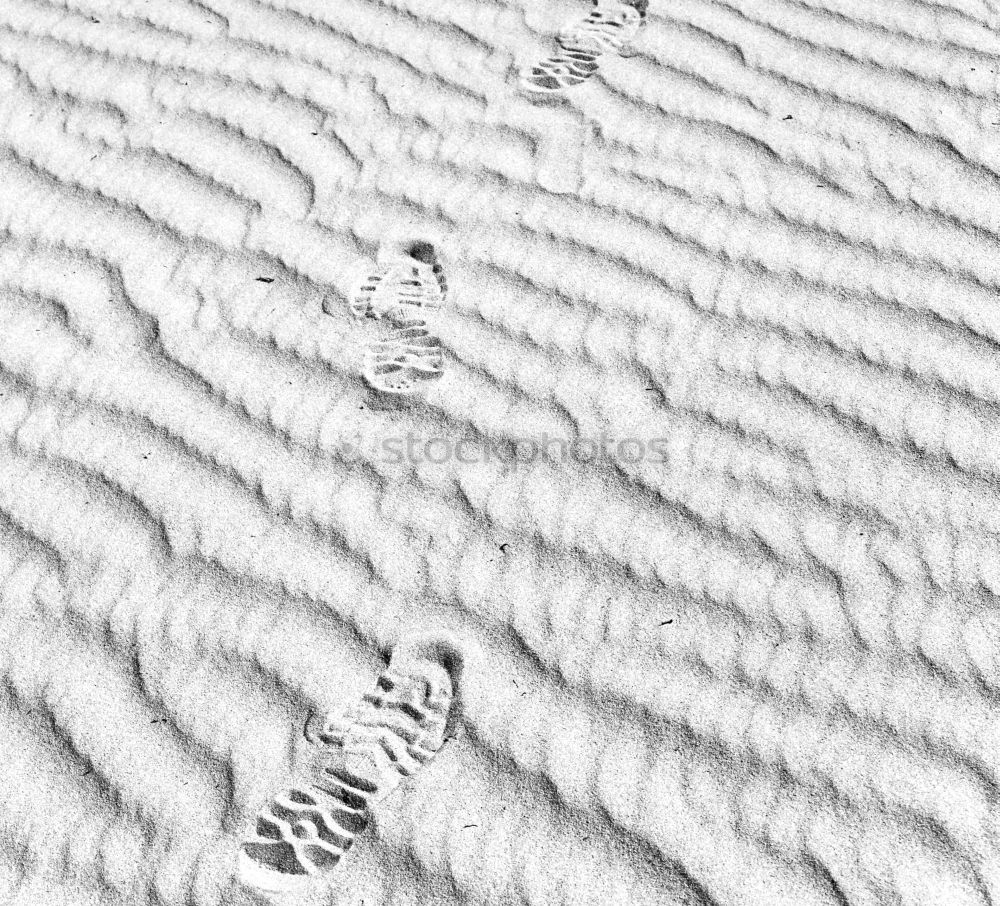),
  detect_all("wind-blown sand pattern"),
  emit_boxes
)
[1,0,1000,904]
